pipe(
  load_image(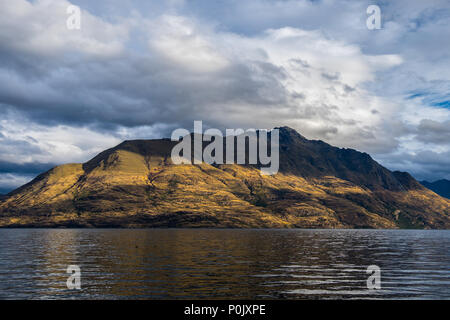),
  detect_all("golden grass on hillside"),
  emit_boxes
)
[0,146,448,228]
